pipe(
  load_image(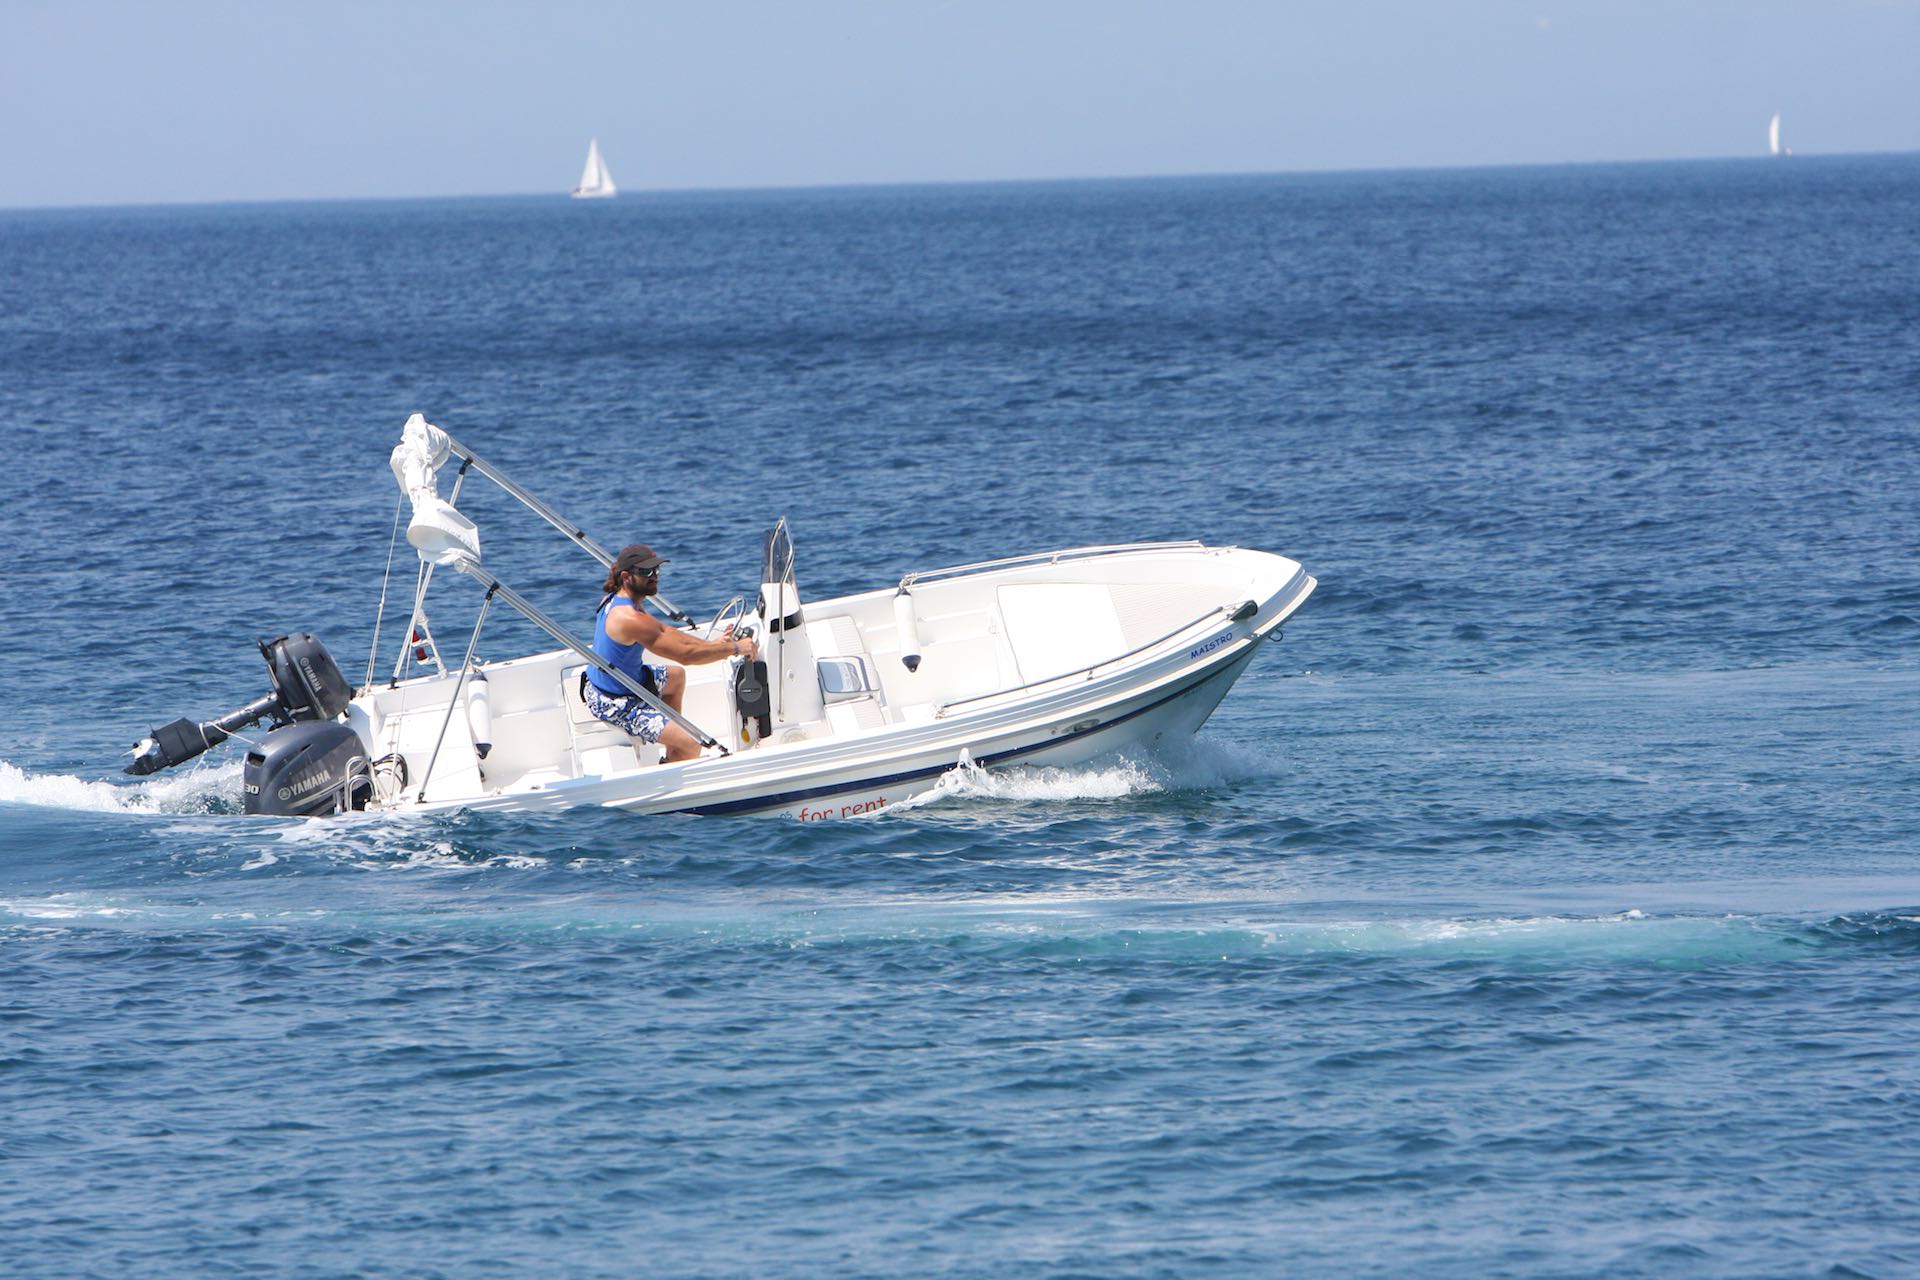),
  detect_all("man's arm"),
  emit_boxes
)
[607,604,756,664]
